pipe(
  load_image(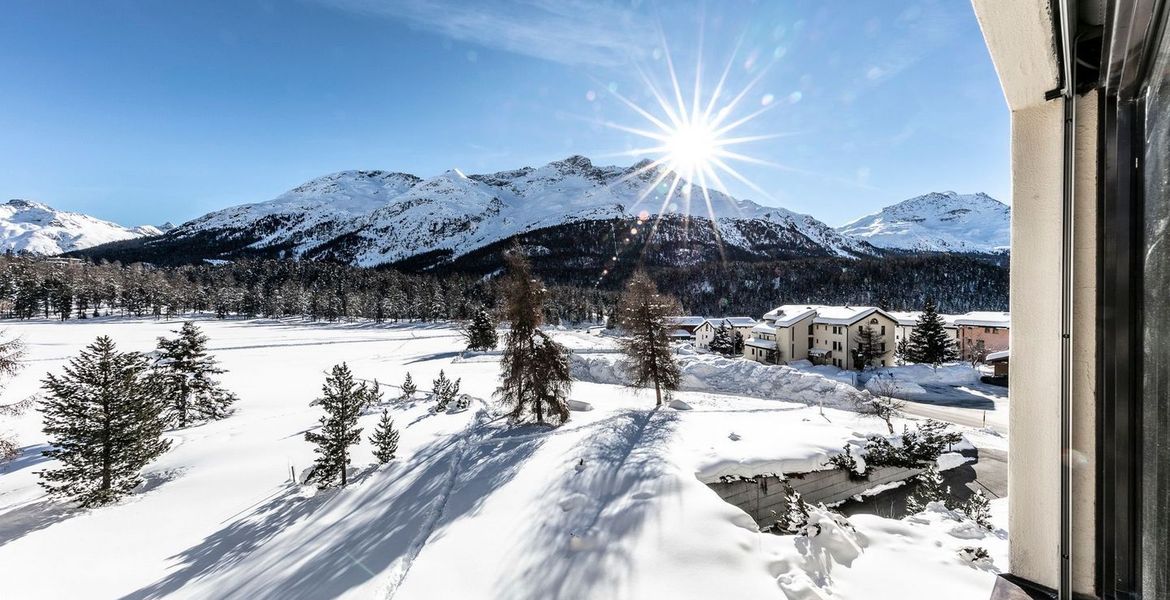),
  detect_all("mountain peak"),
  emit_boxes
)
[836,191,1009,253]
[0,199,152,255]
